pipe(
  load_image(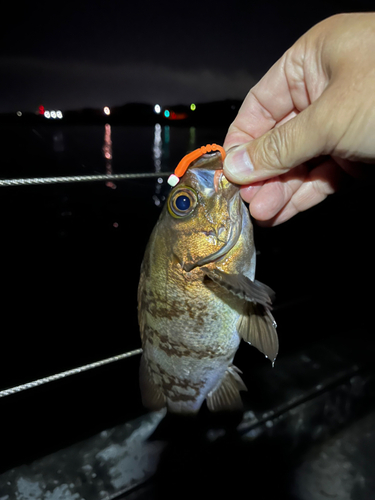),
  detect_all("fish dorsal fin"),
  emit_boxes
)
[237,303,279,365]
[206,365,247,412]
